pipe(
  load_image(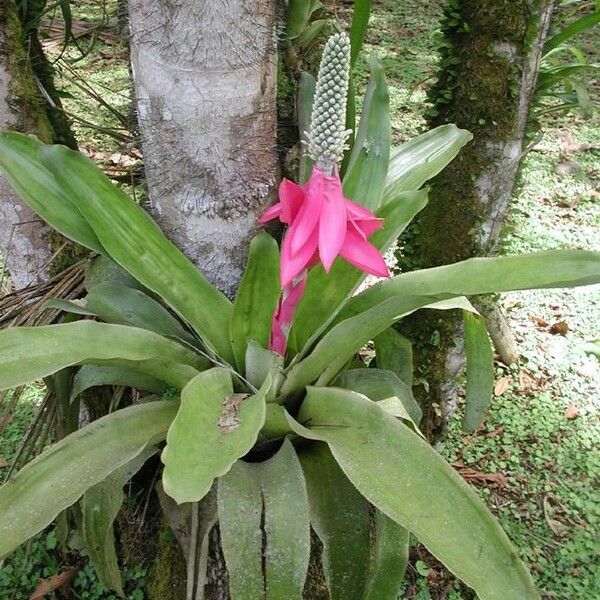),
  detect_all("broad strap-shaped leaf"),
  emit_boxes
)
[71,365,165,402]
[383,124,472,203]
[245,341,284,392]
[289,189,428,354]
[43,298,98,317]
[230,233,280,372]
[297,72,316,185]
[161,368,268,504]
[85,255,146,292]
[286,0,312,39]
[364,511,410,600]
[82,447,156,595]
[283,296,472,397]
[218,439,310,600]
[343,57,390,211]
[349,0,372,68]
[336,368,422,425]
[0,400,177,558]
[463,312,495,432]
[343,250,600,320]
[0,322,205,391]
[299,443,370,600]
[39,144,234,363]
[544,12,600,53]
[374,328,413,386]
[286,388,539,600]
[0,132,104,254]
[86,283,192,341]
[218,459,264,600]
